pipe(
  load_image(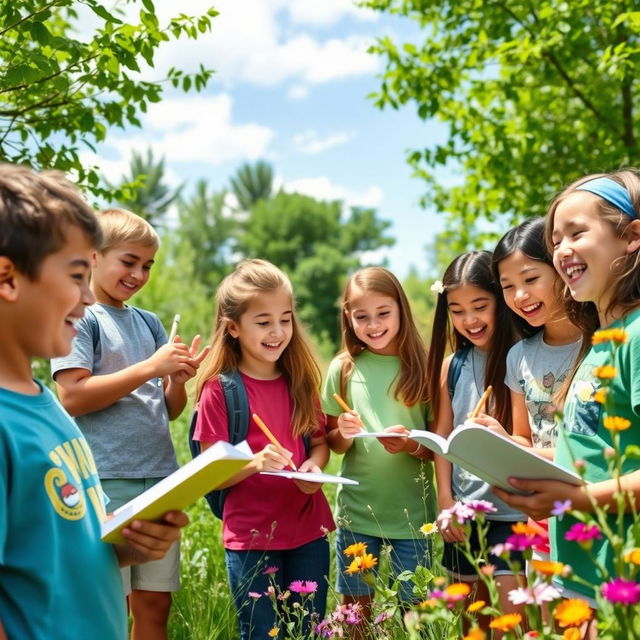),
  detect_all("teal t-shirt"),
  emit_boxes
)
[322,351,437,538]
[552,307,640,598]
[0,383,127,639]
